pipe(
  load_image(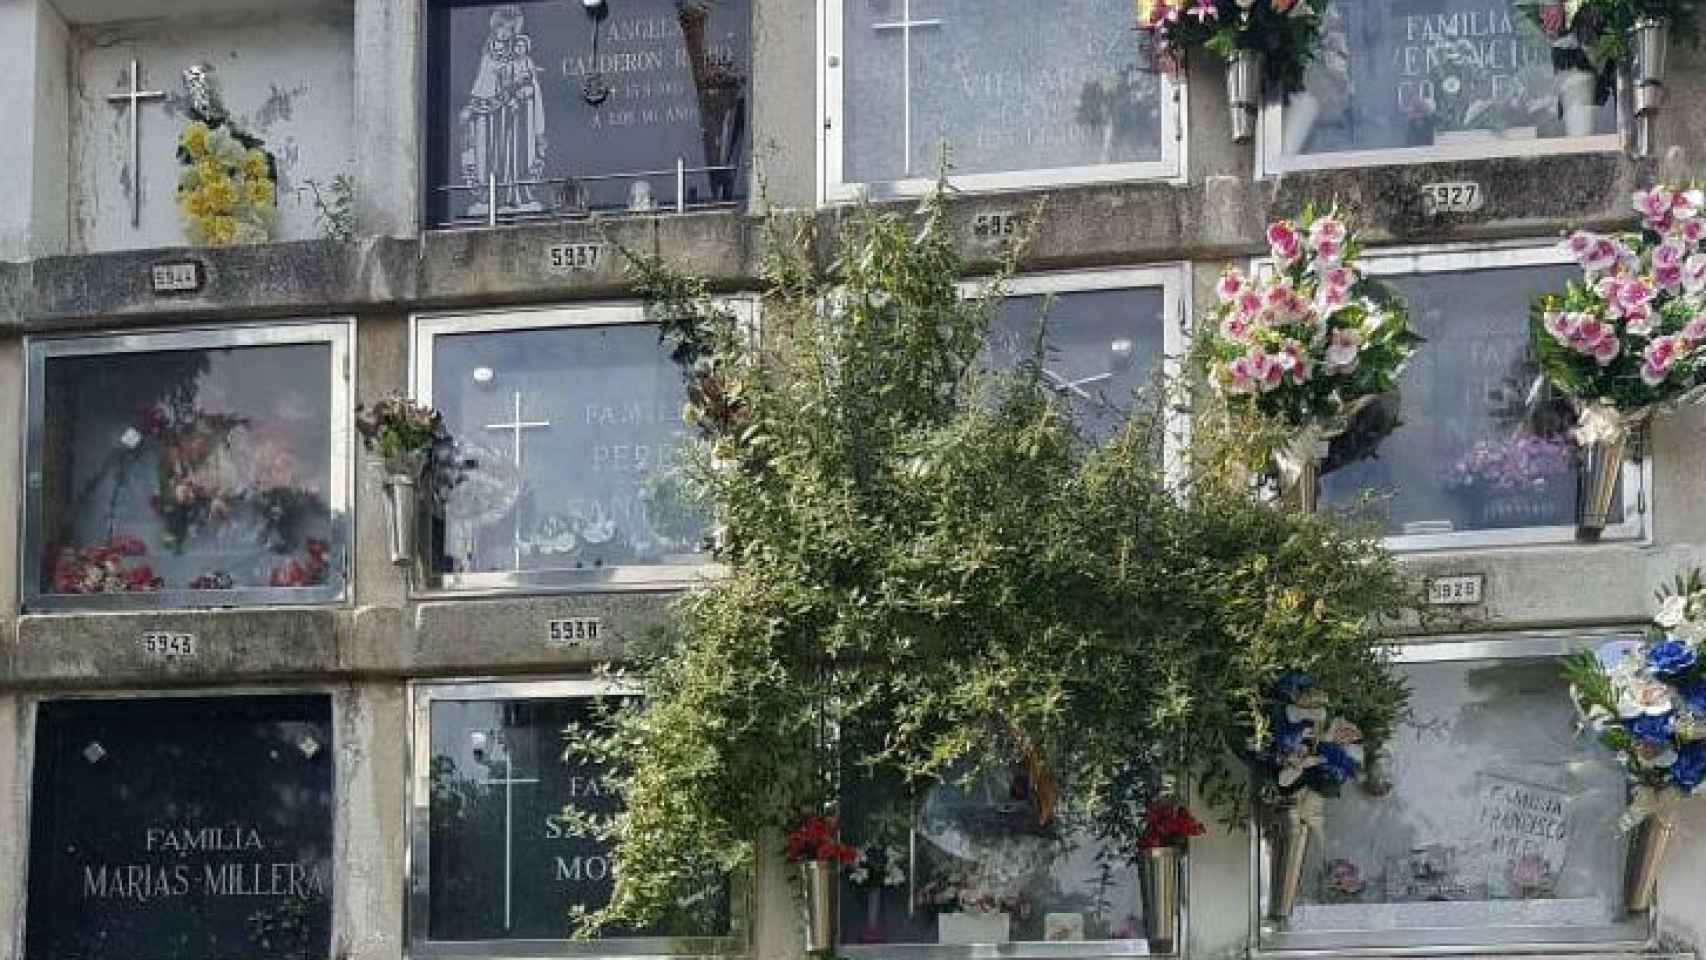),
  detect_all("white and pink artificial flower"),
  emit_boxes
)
[1324,327,1361,374]
[1642,335,1687,386]
[1267,220,1302,266]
